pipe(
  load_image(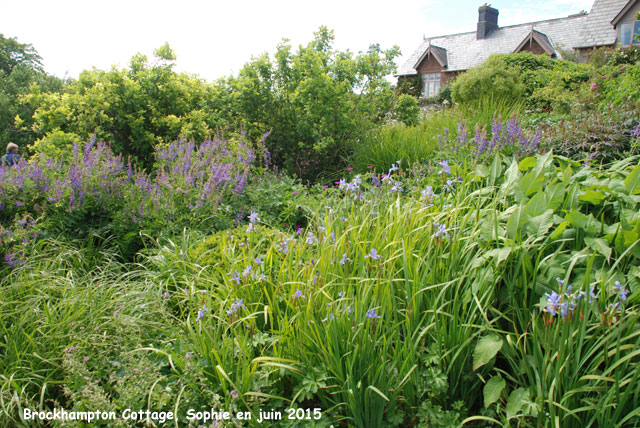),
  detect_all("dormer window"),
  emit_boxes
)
[619,21,640,46]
